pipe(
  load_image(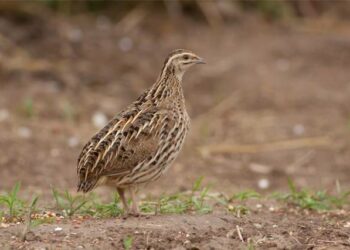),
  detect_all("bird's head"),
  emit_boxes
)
[161,49,205,80]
